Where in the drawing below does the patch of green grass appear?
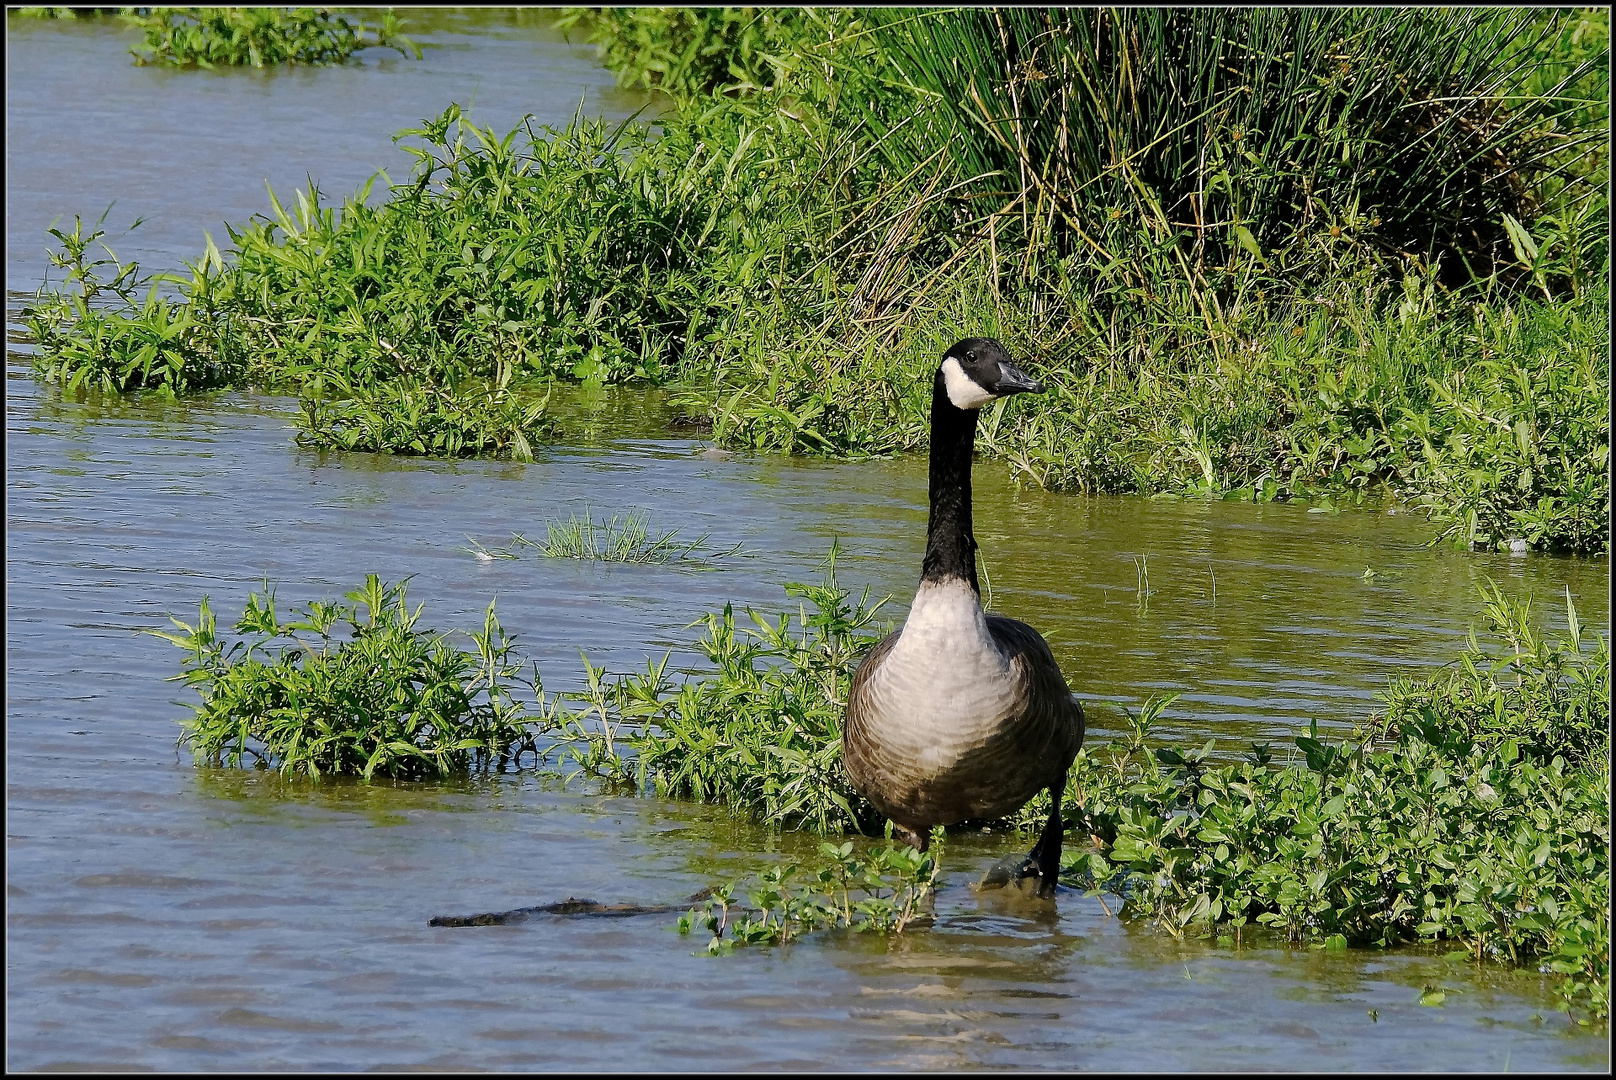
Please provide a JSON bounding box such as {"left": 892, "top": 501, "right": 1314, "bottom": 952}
{"left": 872, "top": 8, "right": 1605, "bottom": 296}
{"left": 127, "top": 7, "right": 420, "bottom": 68}
{"left": 157, "top": 575, "right": 537, "bottom": 780}
{"left": 513, "top": 509, "right": 740, "bottom": 564}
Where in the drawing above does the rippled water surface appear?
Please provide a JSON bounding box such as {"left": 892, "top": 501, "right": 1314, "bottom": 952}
{"left": 6, "top": 12, "right": 1611, "bottom": 1073}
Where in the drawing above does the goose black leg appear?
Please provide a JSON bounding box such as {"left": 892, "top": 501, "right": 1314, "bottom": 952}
{"left": 978, "top": 775, "right": 1066, "bottom": 896}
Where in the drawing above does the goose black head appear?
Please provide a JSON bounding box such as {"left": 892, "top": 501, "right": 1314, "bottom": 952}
{"left": 938, "top": 338, "right": 1045, "bottom": 411}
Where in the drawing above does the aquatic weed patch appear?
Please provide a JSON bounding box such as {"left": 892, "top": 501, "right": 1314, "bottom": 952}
{"left": 159, "top": 576, "right": 536, "bottom": 780}
{"left": 677, "top": 842, "right": 939, "bottom": 953}
{"left": 25, "top": 216, "right": 239, "bottom": 395}
{"left": 1057, "top": 591, "right": 1610, "bottom": 1022}
{"left": 1376, "top": 584, "right": 1609, "bottom": 765}
{"left": 295, "top": 381, "right": 554, "bottom": 461}
{"left": 155, "top": 560, "right": 1608, "bottom": 1011}
{"left": 127, "top": 7, "right": 420, "bottom": 68}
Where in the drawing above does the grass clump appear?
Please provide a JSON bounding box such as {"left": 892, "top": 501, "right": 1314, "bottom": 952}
{"left": 677, "top": 841, "right": 938, "bottom": 953}
{"left": 1057, "top": 589, "right": 1610, "bottom": 1022}
{"left": 872, "top": 8, "right": 1604, "bottom": 295}
{"left": 158, "top": 575, "right": 536, "bottom": 780}
{"left": 513, "top": 509, "right": 739, "bottom": 564}
{"left": 127, "top": 7, "right": 420, "bottom": 68}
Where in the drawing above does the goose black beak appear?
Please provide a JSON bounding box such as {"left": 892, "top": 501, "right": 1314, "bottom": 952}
{"left": 995, "top": 362, "right": 1045, "bottom": 396}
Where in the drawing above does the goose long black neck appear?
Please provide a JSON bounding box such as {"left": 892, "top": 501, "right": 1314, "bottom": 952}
{"left": 920, "top": 370, "right": 980, "bottom": 593}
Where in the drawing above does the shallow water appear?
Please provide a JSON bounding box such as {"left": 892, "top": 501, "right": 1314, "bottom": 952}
{"left": 6, "top": 12, "right": 1611, "bottom": 1073}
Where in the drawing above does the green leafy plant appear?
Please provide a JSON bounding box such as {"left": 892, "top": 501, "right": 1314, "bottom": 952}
{"left": 544, "top": 544, "right": 889, "bottom": 834}
{"left": 556, "top": 6, "right": 818, "bottom": 96}
{"left": 1057, "top": 588, "right": 1610, "bottom": 1022}
{"left": 1376, "top": 584, "right": 1608, "bottom": 765}
{"left": 127, "top": 7, "right": 420, "bottom": 68}
{"left": 157, "top": 575, "right": 538, "bottom": 779}
{"left": 295, "top": 381, "right": 553, "bottom": 461}
{"left": 24, "top": 214, "right": 238, "bottom": 395}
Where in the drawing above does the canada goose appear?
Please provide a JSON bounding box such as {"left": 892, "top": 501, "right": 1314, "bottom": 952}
{"left": 843, "top": 338, "right": 1084, "bottom": 896}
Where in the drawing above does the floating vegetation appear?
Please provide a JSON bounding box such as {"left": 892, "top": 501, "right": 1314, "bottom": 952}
{"left": 127, "top": 7, "right": 420, "bottom": 68}
{"left": 294, "top": 381, "right": 553, "bottom": 461}
{"left": 513, "top": 509, "right": 741, "bottom": 565}
{"left": 157, "top": 575, "right": 537, "bottom": 780}
{"left": 677, "top": 842, "right": 939, "bottom": 953}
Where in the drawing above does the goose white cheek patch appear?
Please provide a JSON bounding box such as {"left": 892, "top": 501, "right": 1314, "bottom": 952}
{"left": 941, "top": 357, "right": 997, "bottom": 410}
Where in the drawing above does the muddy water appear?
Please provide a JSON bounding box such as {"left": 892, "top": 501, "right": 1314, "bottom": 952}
{"left": 6, "top": 12, "right": 1611, "bottom": 1073}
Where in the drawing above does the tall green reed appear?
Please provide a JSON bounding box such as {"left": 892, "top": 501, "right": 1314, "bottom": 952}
{"left": 871, "top": 8, "right": 1608, "bottom": 301}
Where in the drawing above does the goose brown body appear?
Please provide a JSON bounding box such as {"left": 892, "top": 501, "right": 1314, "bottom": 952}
{"left": 844, "top": 587, "right": 1084, "bottom": 834}
{"left": 840, "top": 338, "right": 1084, "bottom": 862}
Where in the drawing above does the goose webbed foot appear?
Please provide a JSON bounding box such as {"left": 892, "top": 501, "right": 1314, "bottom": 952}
{"left": 978, "top": 851, "right": 1044, "bottom": 893}
{"left": 978, "top": 783, "right": 1067, "bottom": 898}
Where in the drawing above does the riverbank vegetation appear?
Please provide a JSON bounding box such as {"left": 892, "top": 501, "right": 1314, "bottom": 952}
{"left": 23, "top": 7, "right": 1609, "bottom": 552}
{"left": 161, "top": 562, "right": 1610, "bottom": 1018}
